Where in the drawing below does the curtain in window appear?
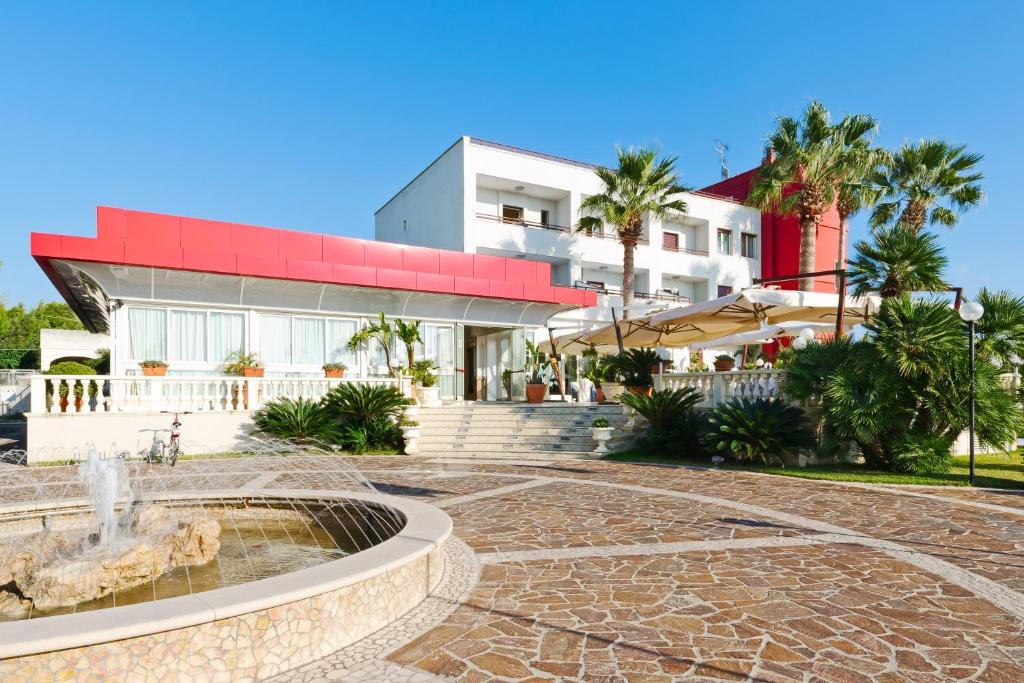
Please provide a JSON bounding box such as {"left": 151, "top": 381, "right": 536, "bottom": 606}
{"left": 326, "top": 319, "right": 358, "bottom": 367}
{"left": 209, "top": 312, "right": 245, "bottom": 362}
{"left": 260, "top": 315, "right": 292, "bottom": 364}
{"left": 128, "top": 308, "right": 167, "bottom": 361}
{"left": 367, "top": 335, "right": 394, "bottom": 375}
{"left": 293, "top": 317, "right": 325, "bottom": 365}
{"left": 168, "top": 310, "right": 206, "bottom": 362}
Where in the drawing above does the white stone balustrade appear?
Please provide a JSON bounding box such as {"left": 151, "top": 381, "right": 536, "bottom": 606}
{"left": 659, "top": 369, "right": 783, "bottom": 407}
{"left": 28, "top": 375, "right": 411, "bottom": 415}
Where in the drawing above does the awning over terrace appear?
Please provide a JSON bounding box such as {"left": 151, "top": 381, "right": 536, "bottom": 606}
{"left": 31, "top": 207, "right": 597, "bottom": 332}
{"left": 687, "top": 321, "right": 840, "bottom": 350}
{"left": 539, "top": 288, "right": 880, "bottom": 352}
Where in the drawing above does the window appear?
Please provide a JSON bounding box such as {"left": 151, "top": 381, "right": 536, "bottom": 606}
{"left": 539, "top": 209, "right": 550, "bottom": 226}
{"left": 260, "top": 315, "right": 293, "bottom": 364}
{"left": 293, "top": 317, "right": 326, "bottom": 365}
{"left": 662, "top": 232, "right": 679, "bottom": 251}
{"left": 128, "top": 308, "right": 166, "bottom": 361}
{"left": 717, "top": 229, "right": 733, "bottom": 255}
{"left": 741, "top": 233, "right": 757, "bottom": 259}
{"left": 169, "top": 310, "right": 206, "bottom": 362}
{"left": 717, "top": 285, "right": 734, "bottom": 298}
{"left": 209, "top": 312, "right": 245, "bottom": 362}
{"left": 327, "top": 319, "right": 358, "bottom": 367}
{"left": 501, "top": 205, "right": 523, "bottom": 222}
{"left": 585, "top": 280, "right": 606, "bottom": 291}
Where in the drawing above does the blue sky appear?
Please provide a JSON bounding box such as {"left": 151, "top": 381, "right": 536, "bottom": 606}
{"left": 0, "top": 2, "right": 1020, "bottom": 304}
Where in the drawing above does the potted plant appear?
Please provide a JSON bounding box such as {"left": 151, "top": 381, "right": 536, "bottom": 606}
{"left": 524, "top": 340, "right": 548, "bottom": 404}
{"left": 323, "top": 362, "right": 347, "bottom": 378}
{"left": 607, "top": 348, "right": 658, "bottom": 397}
{"left": 713, "top": 354, "right": 736, "bottom": 372}
{"left": 139, "top": 360, "right": 169, "bottom": 377}
{"left": 501, "top": 368, "right": 514, "bottom": 401}
{"left": 411, "top": 359, "right": 441, "bottom": 406}
{"left": 650, "top": 357, "right": 674, "bottom": 375}
{"left": 225, "top": 352, "right": 264, "bottom": 377}
{"left": 400, "top": 417, "right": 421, "bottom": 454}
{"left": 591, "top": 416, "right": 614, "bottom": 455}
{"left": 44, "top": 361, "right": 97, "bottom": 413}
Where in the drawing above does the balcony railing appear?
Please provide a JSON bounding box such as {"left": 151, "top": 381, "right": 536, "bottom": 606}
{"left": 578, "top": 228, "right": 649, "bottom": 245}
{"left": 659, "top": 369, "right": 783, "bottom": 407}
{"left": 661, "top": 243, "right": 709, "bottom": 256}
{"left": 572, "top": 282, "right": 693, "bottom": 304}
{"left": 476, "top": 212, "right": 569, "bottom": 233}
{"left": 28, "top": 375, "right": 411, "bottom": 416}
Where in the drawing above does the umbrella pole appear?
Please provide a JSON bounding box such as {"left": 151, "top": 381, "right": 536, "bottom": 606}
{"left": 611, "top": 308, "right": 625, "bottom": 354}
{"left": 547, "top": 327, "right": 566, "bottom": 402}
{"left": 835, "top": 270, "right": 847, "bottom": 339}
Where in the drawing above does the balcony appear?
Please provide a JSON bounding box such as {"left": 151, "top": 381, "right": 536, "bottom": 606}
{"left": 476, "top": 212, "right": 569, "bottom": 233}
{"left": 572, "top": 281, "right": 693, "bottom": 305}
{"left": 661, "top": 242, "right": 709, "bottom": 257}
{"left": 577, "top": 227, "right": 650, "bottom": 246}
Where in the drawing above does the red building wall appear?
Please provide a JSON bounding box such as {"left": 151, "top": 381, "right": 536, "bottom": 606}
{"left": 701, "top": 168, "right": 843, "bottom": 294}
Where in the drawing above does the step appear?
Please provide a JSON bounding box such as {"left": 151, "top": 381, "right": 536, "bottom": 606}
{"left": 417, "top": 443, "right": 600, "bottom": 454}
{"left": 415, "top": 418, "right": 632, "bottom": 429}
{"left": 417, "top": 427, "right": 609, "bottom": 437}
{"left": 414, "top": 405, "right": 628, "bottom": 415}
{"left": 417, "top": 436, "right": 599, "bottom": 447}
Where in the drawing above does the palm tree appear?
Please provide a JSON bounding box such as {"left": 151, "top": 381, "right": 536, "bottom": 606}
{"left": 348, "top": 312, "right": 395, "bottom": 375}
{"left": 747, "top": 101, "right": 851, "bottom": 291}
{"left": 576, "top": 146, "right": 688, "bottom": 317}
{"left": 869, "top": 139, "right": 984, "bottom": 233}
{"left": 394, "top": 318, "right": 423, "bottom": 371}
{"left": 833, "top": 115, "right": 885, "bottom": 269}
{"left": 974, "top": 288, "right": 1024, "bottom": 369}
{"left": 847, "top": 226, "right": 948, "bottom": 299}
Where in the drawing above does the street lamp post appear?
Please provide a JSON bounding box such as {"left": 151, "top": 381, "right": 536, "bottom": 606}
{"left": 959, "top": 300, "right": 985, "bottom": 486}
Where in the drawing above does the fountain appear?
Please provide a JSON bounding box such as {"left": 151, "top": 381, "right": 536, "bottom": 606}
{"left": 0, "top": 440, "right": 452, "bottom": 680}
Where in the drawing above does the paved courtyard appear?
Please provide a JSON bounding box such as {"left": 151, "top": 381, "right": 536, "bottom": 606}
{"left": 4, "top": 454, "right": 1024, "bottom": 681}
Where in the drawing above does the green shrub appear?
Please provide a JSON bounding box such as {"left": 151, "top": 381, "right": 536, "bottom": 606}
{"left": 410, "top": 360, "right": 438, "bottom": 387}
{"left": 890, "top": 433, "right": 955, "bottom": 475}
{"left": 704, "top": 399, "right": 815, "bottom": 466}
{"left": 620, "top": 387, "right": 707, "bottom": 456}
{"left": 253, "top": 397, "right": 338, "bottom": 443}
{"left": 45, "top": 361, "right": 96, "bottom": 376}
{"left": 0, "top": 349, "right": 36, "bottom": 369}
{"left": 605, "top": 348, "right": 659, "bottom": 388}
{"left": 591, "top": 417, "right": 609, "bottom": 428}
{"left": 323, "top": 383, "right": 410, "bottom": 450}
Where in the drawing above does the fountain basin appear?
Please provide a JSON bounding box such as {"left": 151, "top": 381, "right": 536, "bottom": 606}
{"left": 0, "top": 488, "right": 451, "bottom": 680}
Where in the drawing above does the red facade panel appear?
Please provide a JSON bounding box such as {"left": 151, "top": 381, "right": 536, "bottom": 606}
{"left": 439, "top": 251, "right": 475, "bottom": 278}
{"left": 125, "top": 243, "right": 182, "bottom": 269}
{"left": 236, "top": 253, "right": 287, "bottom": 279}
{"left": 375, "top": 268, "right": 417, "bottom": 290}
{"left": 96, "top": 206, "right": 127, "bottom": 242}
{"left": 402, "top": 246, "right": 441, "bottom": 274}
{"left": 473, "top": 254, "right": 506, "bottom": 281}
{"left": 125, "top": 210, "right": 180, "bottom": 249}
{"left": 181, "top": 217, "right": 232, "bottom": 251}
{"left": 286, "top": 259, "right": 333, "bottom": 282}
{"left": 332, "top": 264, "right": 377, "bottom": 288}
{"left": 323, "top": 236, "right": 366, "bottom": 266}
{"left": 535, "top": 261, "right": 552, "bottom": 285}
{"left": 416, "top": 273, "right": 455, "bottom": 294}
{"left": 363, "top": 242, "right": 404, "bottom": 270}
{"left": 453, "top": 276, "right": 491, "bottom": 297}
{"left": 279, "top": 231, "right": 323, "bottom": 262}
{"left": 505, "top": 259, "right": 538, "bottom": 284}
{"left": 31, "top": 233, "right": 63, "bottom": 258}
{"left": 521, "top": 283, "right": 555, "bottom": 303}
{"left": 231, "top": 224, "right": 279, "bottom": 257}
{"left": 182, "top": 249, "right": 237, "bottom": 274}
{"left": 63, "top": 235, "right": 123, "bottom": 263}
{"left": 489, "top": 280, "right": 524, "bottom": 300}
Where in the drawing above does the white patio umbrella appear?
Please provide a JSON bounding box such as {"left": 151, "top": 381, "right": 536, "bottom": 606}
{"left": 688, "top": 321, "right": 840, "bottom": 350}
{"left": 552, "top": 288, "right": 880, "bottom": 350}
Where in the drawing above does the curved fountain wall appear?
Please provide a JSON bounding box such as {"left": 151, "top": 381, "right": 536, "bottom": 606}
{"left": 0, "top": 489, "right": 452, "bottom": 681}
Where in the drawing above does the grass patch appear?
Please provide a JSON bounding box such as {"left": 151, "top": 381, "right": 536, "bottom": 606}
{"left": 606, "top": 450, "right": 1024, "bottom": 489}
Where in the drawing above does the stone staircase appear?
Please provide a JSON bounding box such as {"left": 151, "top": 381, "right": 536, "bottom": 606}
{"left": 412, "top": 402, "right": 635, "bottom": 458}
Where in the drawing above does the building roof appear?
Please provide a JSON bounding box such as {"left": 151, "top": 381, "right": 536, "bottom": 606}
{"left": 32, "top": 207, "right": 596, "bottom": 331}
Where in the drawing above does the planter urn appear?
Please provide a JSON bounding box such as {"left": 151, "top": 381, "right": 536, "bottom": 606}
{"left": 416, "top": 385, "right": 441, "bottom": 407}
{"left": 401, "top": 425, "right": 421, "bottom": 454}
{"left": 525, "top": 383, "right": 546, "bottom": 404}
{"left": 592, "top": 427, "right": 614, "bottom": 455}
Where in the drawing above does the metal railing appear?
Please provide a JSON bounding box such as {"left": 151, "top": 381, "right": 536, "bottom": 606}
{"left": 661, "top": 243, "right": 709, "bottom": 256}
{"left": 476, "top": 212, "right": 570, "bottom": 233}
{"left": 578, "top": 228, "right": 650, "bottom": 245}
{"left": 572, "top": 282, "right": 693, "bottom": 304}
{"left": 28, "top": 374, "right": 412, "bottom": 415}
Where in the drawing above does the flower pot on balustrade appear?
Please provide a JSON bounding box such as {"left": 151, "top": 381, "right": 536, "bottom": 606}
{"left": 713, "top": 356, "right": 736, "bottom": 372}
{"left": 324, "top": 368, "right": 345, "bottom": 379}
{"left": 241, "top": 368, "right": 264, "bottom": 378}
{"left": 142, "top": 366, "right": 167, "bottom": 377}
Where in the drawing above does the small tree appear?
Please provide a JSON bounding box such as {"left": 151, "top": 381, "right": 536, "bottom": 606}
{"left": 847, "top": 227, "right": 949, "bottom": 299}
{"left": 394, "top": 318, "right": 423, "bottom": 372}
{"left": 348, "top": 312, "right": 395, "bottom": 375}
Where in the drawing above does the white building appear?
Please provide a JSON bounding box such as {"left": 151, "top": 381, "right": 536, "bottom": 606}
{"left": 376, "top": 137, "right": 763, "bottom": 336}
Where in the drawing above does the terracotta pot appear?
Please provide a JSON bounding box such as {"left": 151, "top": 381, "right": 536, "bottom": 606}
{"left": 625, "top": 385, "right": 653, "bottom": 397}
{"left": 59, "top": 394, "right": 68, "bottom": 413}
{"left": 241, "top": 367, "right": 264, "bottom": 378}
{"left": 142, "top": 366, "right": 168, "bottom": 377}
{"left": 525, "top": 383, "right": 546, "bottom": 404}
{"left": 713, "top": 359, "right": 735, "bottom": 372}
{"left": 324, "top": 368, "right": 346, "bottom": 378}
{"left": 595, "top": 386, "right": 606, "bottom": 403}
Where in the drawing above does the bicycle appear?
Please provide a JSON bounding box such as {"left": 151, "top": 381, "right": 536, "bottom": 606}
{"left": 145, "top": 411, "right": 190, "bottom": 466}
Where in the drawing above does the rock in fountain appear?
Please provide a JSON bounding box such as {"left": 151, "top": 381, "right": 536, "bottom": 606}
{"left": 0, "top": 450, "right": 222, "bottom": 615}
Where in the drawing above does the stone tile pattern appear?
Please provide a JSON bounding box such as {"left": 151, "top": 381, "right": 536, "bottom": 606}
{"left": 391, "top": 543, "right": 1024, "bottom": 682}
{"left": 445, "top": 482, "right": 813, "bottom": 553}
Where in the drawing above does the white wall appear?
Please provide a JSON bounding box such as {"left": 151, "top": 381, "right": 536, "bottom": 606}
{"left": 375, "top": 138, "right": 467, "bottom": 251}
{"left": 26, "top": 411, "right": 260, "bottom": 462}
{"left": 40, "top": 329, "right": 111, "bottom": 370}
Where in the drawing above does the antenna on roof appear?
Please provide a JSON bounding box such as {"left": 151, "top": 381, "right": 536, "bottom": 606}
{"left": 714, "top": 140, "right": 730, "bottom": 180}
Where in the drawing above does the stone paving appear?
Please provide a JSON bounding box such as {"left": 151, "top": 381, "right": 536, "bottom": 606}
{"left": 4, "top": 455, "right": 1024, "bottom": 681}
